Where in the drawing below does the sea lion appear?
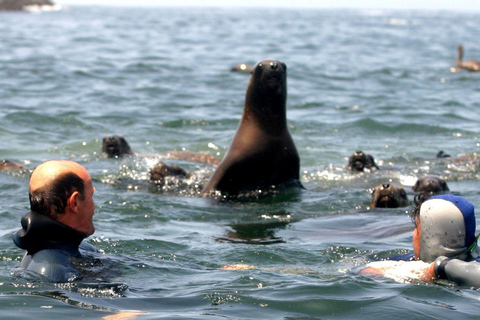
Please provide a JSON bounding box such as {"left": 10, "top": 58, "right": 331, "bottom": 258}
{"left": 412, "top": 175, "right": 449, "bottom": 206}
{"left": 201, "top": 59, "right": 301, "bottom": 196}
{"left": 101, "top": 135, "right": 222, "bottom": 183}
{"left": 370, "top": 184, "right": 409, "bottom": 208}
{"left": 453, "top": 45, "right": 480, "bottom": 72}
{"left": 102, "top": 135, "right": 133, "bottom": 158}
{"left": 149, "top": 152, "right": 221, "bottom": 182}
{"left": 0, "top": 159, "right": 25, "bottom": 171}
{"left": 150, "top": 162, "right": 189, "bottom": 182}
{"left": 436, "top": 150, "right": 451, "bottom": 158}
{"left": 230, "top": 63, "right": 252, "bottom": 73}
{"left": 412, "top": 175, "right": 449, "bottom": 194}
{"left": 347, "top": 150, "right": 380, "bottom": 172}
{"left": 102, "top": 135, "right": 221, "bottom": 165}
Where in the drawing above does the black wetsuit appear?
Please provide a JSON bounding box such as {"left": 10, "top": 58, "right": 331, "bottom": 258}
{"left": 12, "top": 211, "right": 99, "bottom": 283}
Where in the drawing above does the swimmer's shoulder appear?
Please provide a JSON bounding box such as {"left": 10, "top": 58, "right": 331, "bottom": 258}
{"left": 20, "top": 249, "right": 78, "bottom": 282}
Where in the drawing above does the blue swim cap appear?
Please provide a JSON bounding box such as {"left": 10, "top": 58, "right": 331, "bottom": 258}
{"left": 429, "top": 194, "right": 475, "bottom": 246}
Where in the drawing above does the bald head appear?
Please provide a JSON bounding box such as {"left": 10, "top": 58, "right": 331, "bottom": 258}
{"left": 29, "top": 160, "right": 90, "bottom": 220}
{"left": 30, "top": 160, "right": 89, "bottom": 193}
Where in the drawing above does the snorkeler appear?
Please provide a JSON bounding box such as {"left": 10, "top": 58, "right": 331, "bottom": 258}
{"left": 363, "top": 194, "right": 480, "bottom": 287}
{"left": 13, "top": 160, "right": 100, "bottom": 282}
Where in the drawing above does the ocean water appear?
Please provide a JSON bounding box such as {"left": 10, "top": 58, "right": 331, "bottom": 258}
{"left": 1, "top": 5, "right": 480, "bottom": 319}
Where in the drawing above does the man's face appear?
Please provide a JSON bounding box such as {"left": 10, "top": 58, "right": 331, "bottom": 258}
{"left": 413, "top": 217, "right": 421, "bottom": 260}
{"left": 77, "top": 172, "right": 96, "bottom": 237}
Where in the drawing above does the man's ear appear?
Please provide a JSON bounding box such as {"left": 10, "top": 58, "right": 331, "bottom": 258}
{"left": 66, "top": 191, "right": 81, "bottom": 213}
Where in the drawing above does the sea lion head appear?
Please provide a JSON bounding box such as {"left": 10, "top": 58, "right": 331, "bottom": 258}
{"left": 348, "top": 150, "right": 379, "bottom": 172}
{"left": 413, "top": 175, "right": 449, "bottom": 206}
{"left": 413, "top": 175, "right": 449, "bottom": 194}
{"left": 370, "top": 183, "right": 409, "bottom": 208}
{"left": 102, "top": 135, "right": 133, "bottom": 158}
{"left": 150, "top": 162, "right": 188, "bottom": 182}
{"left": 247, "top": 59, "right": 287, "bottom": 104}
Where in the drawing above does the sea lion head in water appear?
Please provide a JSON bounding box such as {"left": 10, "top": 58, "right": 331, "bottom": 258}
{"left": 150, "top": 162, "right": 188, "bottom": 182}
{"left": 201, "top": 59, "right": 301, "bottom": 196}
{"left": 347, "top": 150, "right": 379, "bottom": 172}
{"left": 413, "top": 175, "right": 449, "bottom": 194}
{"left": 102, "top": 135, "right": 133, "bottom": 158}
{"left": 412, "top": 175, "right": 449, "bottom": 206}
{"left": 370, "top": 183, "right": 409, "bottom": 208}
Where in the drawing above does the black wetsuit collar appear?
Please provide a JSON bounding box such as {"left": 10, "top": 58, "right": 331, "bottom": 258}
{"left": 13, "top": 211, "right": 86, "bottom": 256}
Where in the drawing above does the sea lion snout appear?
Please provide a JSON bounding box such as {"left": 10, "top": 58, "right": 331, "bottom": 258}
{"left": 256, "top": 60, "right": 286, "bottom": 73}
{"left": 370, "top": 183, "right": 409, "bottom": 208}
{"left": 269, "top": 61, "right": 278, "bottom": 70}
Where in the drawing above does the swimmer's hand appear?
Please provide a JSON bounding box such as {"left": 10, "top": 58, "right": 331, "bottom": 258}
{"left": 220, "top": 264, "right": 256, "bottom": 270}
{"left": 419, "top": 262, "right": 436, "bottom": 282}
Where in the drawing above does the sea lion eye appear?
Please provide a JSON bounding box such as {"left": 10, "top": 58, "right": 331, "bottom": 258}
{"left": 269, "top": 62, "right": 278, "bottom": 70}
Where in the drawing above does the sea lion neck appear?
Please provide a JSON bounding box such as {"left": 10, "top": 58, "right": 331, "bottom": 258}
{"left": 243, "top": 60, "right": 288, "bottom": 134}
{"left": 244, "top": 92, "right": 287, "bottom": 133}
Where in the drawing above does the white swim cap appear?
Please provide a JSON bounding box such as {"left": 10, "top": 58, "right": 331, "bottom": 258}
{"left": 419, "top": 195, "right": 475, "bottom": 262}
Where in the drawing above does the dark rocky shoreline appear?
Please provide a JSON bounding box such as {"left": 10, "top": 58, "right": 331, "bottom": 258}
{"left": 0, "top": 0, "right": 55, "bottom": 11}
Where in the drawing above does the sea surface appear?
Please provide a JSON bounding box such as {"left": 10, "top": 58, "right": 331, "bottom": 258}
{"left": 1, "top": 5, "right": 480, "bottom": 320}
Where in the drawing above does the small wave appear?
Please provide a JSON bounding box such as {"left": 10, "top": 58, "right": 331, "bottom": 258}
{"left": 4, "top": 111, "right": 87, "bottom": 130}
{"left": 340, "top": 118, "right": 464, "bottom": 135}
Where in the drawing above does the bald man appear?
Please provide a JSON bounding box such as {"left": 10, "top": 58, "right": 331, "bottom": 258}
{"left": 13, "top": 160, "right": 99, "bottom": 282}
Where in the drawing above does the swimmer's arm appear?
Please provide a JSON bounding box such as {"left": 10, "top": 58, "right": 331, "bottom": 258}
{"left": 220, "top": 264, "right": 256, "bottom": 270}
{"left": 362, "top": 262, "right": 435, "bottom": 282}
{"left": 433, "top": 256, "right": 480, "bottom": 287}
{"left": 361, "top": 266, "right": 388, "bottom": 275}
